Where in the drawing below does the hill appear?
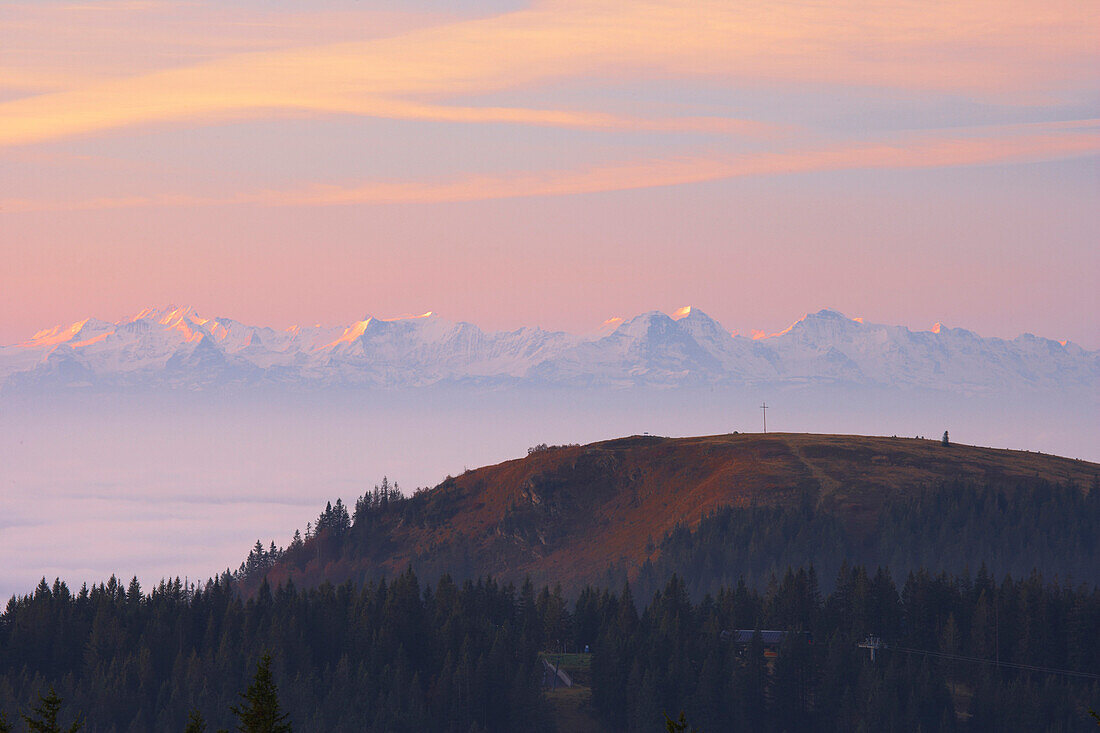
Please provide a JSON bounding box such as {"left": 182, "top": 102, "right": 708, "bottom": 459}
{"left": 257, "top": 433, "right": 1100, "bottom": 594}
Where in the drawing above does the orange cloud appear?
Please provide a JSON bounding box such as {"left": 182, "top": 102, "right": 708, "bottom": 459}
{"left": 0, "top": 2, "right": 454, "bottom": 94}
{"left": 0, "top": 0, "right": 1095, "bottom": 146}
{"left": 216, "top": 125, "right": 1100, "bottom": 206}
{"left": 5, "top": 122, "right": 1097, "bottom": 212}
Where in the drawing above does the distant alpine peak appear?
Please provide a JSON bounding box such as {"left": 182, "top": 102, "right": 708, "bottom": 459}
{"left": 128, "top": 305, "right": 204, "bottom": 326}
{"left": 2, "top": 306, "right": 1093, "bottom": 394}
{"left": 671, "top": 305, "right": 721, "bottom": 323}
{"left": 620, "top": 310, "right": 676, "bottom": 332}
{"left": 672, "top": 305, "right": 693, "bottom": 320}
{"left": 596, "top": 316, "right": 625, "bottom": 337}
{"left": 325, "top": 318, "right": 374, "bottom": 349}
{"left": 800, "top": 308, "right": 857, "bottom": 323}
{"left": 17, "top": 319, "right": 88, "bottom": 349}
{"left": 380, "top": 311, "right": 435, "bottom": 322}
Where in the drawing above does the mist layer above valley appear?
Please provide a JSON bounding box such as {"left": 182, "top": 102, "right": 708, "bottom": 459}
{"left": 1, "top": 305, "right": 1095, "bottom": 599}
{"left": 2, "top": 383, "right": 1097, "bottom": 599}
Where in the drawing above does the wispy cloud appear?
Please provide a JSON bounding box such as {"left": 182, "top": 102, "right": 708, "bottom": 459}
{"left": 0, "top": 2, "right": 455, "bottom": 94}
{"left": 0, "top": 0, "right": 1095, "bottom": 146}
{"left": 6, "top": 122, "right": 1096, "bottom": 211}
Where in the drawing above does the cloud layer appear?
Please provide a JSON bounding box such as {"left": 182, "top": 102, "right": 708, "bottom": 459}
{"left": 1, "top": 0, "right": 1097, "bottom": 346}
{"left": 2, "top": 0, "right": 1097, "bottom": 147}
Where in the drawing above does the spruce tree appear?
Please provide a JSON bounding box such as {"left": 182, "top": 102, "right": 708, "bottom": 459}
{"left": 664, "top": 711, "right": 700, "bottom": 732}
{"left": 21, "top": 687, "right": 83, "bottom": 733}
{"left": 0, "top": 711, "right": 11, "bottom": 733}
{"left": 230, "top": 655, "right": 292, "bottom": 733}
{"left": 184, "top": 709, "right": 208, "bottom": 733}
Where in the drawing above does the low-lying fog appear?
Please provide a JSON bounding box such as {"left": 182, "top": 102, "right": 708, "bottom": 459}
{"left": 1, "top": 385, "right": 1095, "bottom": 599}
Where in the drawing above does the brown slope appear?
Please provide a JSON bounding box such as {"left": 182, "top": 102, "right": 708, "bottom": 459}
{"left": 265, "top": 433, "right": 1098, "bottom": 590}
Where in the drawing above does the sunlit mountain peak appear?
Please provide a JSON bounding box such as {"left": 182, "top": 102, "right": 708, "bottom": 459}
{"left": 204, "top": 321, "right": 229, "bottom": 340}
{"left": 596, "top": 316, "right": 625, "bottom": 337}
{"left": 17, "top": 319, "right": 90, "bottom": 348}
{"left": 751, "top": 321, "right": 797, "bottom": 340}
{"left": 168, "top": 317, "right": 204, "bottom": 343}
{"left": 380, "top": 311, "right": 435, "bottom": 322}
{"left": 126, "top": 305, "right": 204, "bottom": 327}
{"left": 323, "top": 318, "right": 373, "bottom": 350}
{"left": 127, "top": 307, "right": 160, "bottom": 322}
{"left": 157, "top": 305, "right": 199, "bottom": 326}
{"left": 759, "top": 309, "right": 861, "bottom": 340}
{"left": 3, "top": 307, "right": 1093, "bottom": 395}
{"left": 672, "top": 306, "right": 693, "bottom": 320}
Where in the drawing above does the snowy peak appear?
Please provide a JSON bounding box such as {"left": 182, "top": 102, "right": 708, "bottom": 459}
{"left": 124, "top": 304, "right": 200, "bottom": 327}
{"left": 324, "top": 318, "right": 374, "bottom": 350}
{"left": 17, "top": 317, "right": 115, "bottom": 349}
{"left": 2, "top": 307, "right": 1095, "bottom": 393}
{"left": 381, "top": 311, "right": 436, "bottom": 322}
{"left": 595, "top": 317, "right": 625, "bottom": 338}
{"left": 670, "top": 305, "right": 694, "bottom": 320}
{"left": 669, "top": 306, "right": 719, "bottom": 327}
{"left": 783, "top": 309, "right": 864, "bottom": 338}
{"left": 808, "top": 308, "right": 851, "bottom": 320}
{"left": 611, "top": 310, "right": 676, "bottom": 339}
{"left": 672, "top": 306, "right": 734, "bottom": 341}
{"left": 17, "top": 319, "right": 89, "bottom": 349}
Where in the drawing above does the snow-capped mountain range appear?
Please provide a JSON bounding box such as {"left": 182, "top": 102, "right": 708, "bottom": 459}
{"left": 1, "top": 306, "right": 1095, "bottom": 393}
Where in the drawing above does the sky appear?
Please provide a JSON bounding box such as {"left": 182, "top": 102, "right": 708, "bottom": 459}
{"left": 1, "top": 0, "right": 1098, "bottom": 347}
{"left": 1, "top": 0, "right": 1098, "bottom": 594}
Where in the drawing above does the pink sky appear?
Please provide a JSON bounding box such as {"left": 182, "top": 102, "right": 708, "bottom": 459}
{"left": 1, "top": 0, "right": 1098, "bottom": 346}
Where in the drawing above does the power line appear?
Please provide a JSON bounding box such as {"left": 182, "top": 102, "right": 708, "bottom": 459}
{"left": 861, "top": 639, "right": 1100, "bottom": 681}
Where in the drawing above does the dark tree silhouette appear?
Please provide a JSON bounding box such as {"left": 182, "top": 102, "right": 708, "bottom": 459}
{"left": 21, "top": 688, "right": 83, "bottom": 733}
{"left": 230, "top": 655, "right": 291, "bottom": 733}
{"left": 665, "top": 711, "right": 702, "bottom": 732}
{"left": 184, "top": 709, "right": 208, "bottom": 733}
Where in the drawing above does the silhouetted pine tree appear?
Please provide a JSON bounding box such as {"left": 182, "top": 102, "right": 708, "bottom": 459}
{"left": 184, "top": 709, "right": 208, "bottom": 733}
{"left": 229, "top": 655, "right": 291, "bottom": 733}
{"left": 21, "top": 688, "right": 83, "bottom": 733}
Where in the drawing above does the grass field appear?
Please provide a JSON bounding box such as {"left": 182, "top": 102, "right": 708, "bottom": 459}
{"left": 539, "top": 652, "right": 593, "bottom": 671}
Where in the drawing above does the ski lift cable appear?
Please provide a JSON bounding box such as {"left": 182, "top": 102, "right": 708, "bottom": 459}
{"left": 886, "top": 645, "right": 1100, "bottom": 681}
